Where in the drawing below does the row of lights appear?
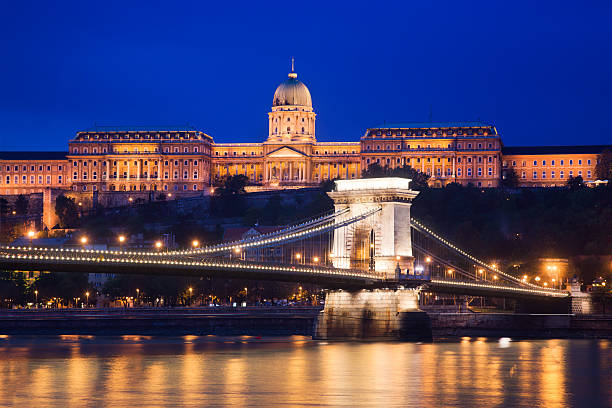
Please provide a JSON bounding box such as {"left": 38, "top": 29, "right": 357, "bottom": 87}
{"left": 1, "top": 252, "right": 386, "bottom": 280}
{"left": 411, "top": 218, "right": 557, "bottom": 291}
{"left": 170, "top": 208, "right": 348, "bottom": 256}
{"left": 431, "top": 279, "right": 569, "bottom": 298}
{"left": 13, "top": 207, "right": 374, "bottom": 262}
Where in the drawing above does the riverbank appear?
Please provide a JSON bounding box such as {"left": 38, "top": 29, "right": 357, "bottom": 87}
{"left": 0, "top": 307, "right": 320, "bottom": 336}
{"left": 1, "top": 308, "right": 611, "bottom": 339}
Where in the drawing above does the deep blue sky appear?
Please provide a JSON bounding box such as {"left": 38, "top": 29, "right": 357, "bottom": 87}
{"left": 1, "top": 0, "right": 611, "bottom": 150}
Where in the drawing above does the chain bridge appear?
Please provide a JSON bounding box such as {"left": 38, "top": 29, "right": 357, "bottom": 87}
{"left": 1, "top": 178, "right": 567, "bottom": 301}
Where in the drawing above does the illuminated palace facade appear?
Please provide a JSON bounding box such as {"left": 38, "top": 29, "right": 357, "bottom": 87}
{"left": 0, "top": 66, "right": 610, "bottom": 197}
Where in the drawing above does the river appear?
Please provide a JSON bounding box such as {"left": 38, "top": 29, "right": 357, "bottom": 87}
{"left": 0, "top": 336, "right": 609, "bottom": 407}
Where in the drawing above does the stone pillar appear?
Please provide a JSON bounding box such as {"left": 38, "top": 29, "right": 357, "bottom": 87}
{"left": 327, "top": 178, "right": 419, "bottom": 279}
{"left": 314, "top": 289, "right": 431, "bottom": 341}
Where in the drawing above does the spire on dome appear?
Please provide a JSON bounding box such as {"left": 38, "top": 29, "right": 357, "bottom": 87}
{"left": 288, "top": 57, "right": 297, "bottom": 78}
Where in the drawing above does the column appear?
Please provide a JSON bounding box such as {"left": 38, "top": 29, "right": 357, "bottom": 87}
{"left": 345, "top": 164, "right": 349, "bottom": 179}
{"left": 452, "top": 157, "right": 456, "bottom": 179}
{"left": 442, "top": 158, "right": 445, "bottom": 179}
{"left": 289, "top": 162, "right": 293, "bottom": 181}
{"left": 137, "top": 160, "right": 141, "bottom": 181}
{"left": 127, "top": 161, "right": 130, "bottom": 181}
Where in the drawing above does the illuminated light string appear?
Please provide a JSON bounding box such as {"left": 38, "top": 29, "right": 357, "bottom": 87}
{"left": 0, "top": 253, "right": 383, "bottom": 280}
{"left": 411, "top": 218, "right": 560, "bottom": 292}
{"left": 430, "top": 279, "right": 569, "bottom": 298}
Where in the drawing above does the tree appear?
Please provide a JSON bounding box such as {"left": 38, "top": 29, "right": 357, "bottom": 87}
{"left": 362, "top": 163, "right": 430, "bottom": 190}
{"left": 596, "top": 149, "right": 612, "bottom": 180}
{"left": 566, "top": 175, "right": 584, "bottom": 190}
{"left": 211, "top": 175, "right": 249, "bottom": 217}
{"left": 215, "top": 174, "right": 249, "bottom": 196}
{"left": 55, "top": 195, "right": 79, "bottom": 228}
{"left": 501, "top": 168, "right": 519, "bottom": 188}
{"left": 0, "top": 198, "right": 8, "bottom": 217}
{"left": 14, "top": 194, "right": 29, "bottom": 215}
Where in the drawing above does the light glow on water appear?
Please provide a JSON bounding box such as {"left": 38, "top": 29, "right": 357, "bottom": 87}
{"left": 0, "top": 336, "right": 609, "bottom": 407}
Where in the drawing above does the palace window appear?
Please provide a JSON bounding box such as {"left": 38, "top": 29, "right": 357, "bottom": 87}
{"left": 457, "top": 168, "right": 462, "bottom": 176}
{"left": 587, "top": 159, "right": 591, "bottom": 165}
{"left": 551, "top": 171, "right": 555, "bottom": 178}
{"left": 533, "top": 171, "right": 537, "bottom": 179}
{"left": 83, "top": 172, "right": 88, "bottom": 180}
{"left": 467, "top": 157, "right": 472, "bottom": 163}
{"left": 569, "top": 170, "right": 573, "bottom": 177}
{"left": 467, "top": 168, "right": 472, "bottom": 176}
{"left": 478, "top": 157, "right": 482, "bottom": 163}
{"left": 542, "top": 171, "right": 546, "bottom": 179}
{"left": 58, "top": 175, "right": 62, "bottom": 183}
{"left": 478, "top": 143, "right": 482, "bottom": 149}
{"left": 73, "top": 171, "right": 77, "bottom": 180}
{"left": 533, "top": 160, "right": 537, "bottom": 166}
{"left": 578, "top": 170, "right": 582, "bottom": 176}
{"left": 30, "top": 175, "right": 34, "bottom": 183}
{"left": 164, "top": 172, "right": 169, "bottom": 179}
{"left": 477, "top": 168, "right": 482, "bottom": 176}
{"left": 578, "top": 160, "right": 582, "bottom": 165}
{"left": 488, "top": 168, "right": 492, "bottom": 176}
{"left": 174, "top": 147, "right": 179, "bottom": 153}
{"left": 184, "top": 160, "right": 188, "bottom": 165}
{"left": 173, "top": 171, "right": 178, "bottom": 179}
{"left": 521, "top": 171, "right": 526, "bottom": 179}
{"left": 73, "top": 148, "right": 78, "bottom": 154}
{"left": 467, "top": 144, "right": 472, "bottom": 149}
{"left": 560, "top": 160, "right": 564, "bottom": 165}
{"left": 569, "top": 160, "right": 573, "bottom": 165}
{"left": 93, "top": 171, "right": 97, "bottom": 180}
{"left": 543, "top": 160, "right": 546, "bottom": 166}
{"left": 193, "top": 172, "right": 198, "bottom": 179}
{"left": 587, "top": 170, "right": 591, "bottom": 178}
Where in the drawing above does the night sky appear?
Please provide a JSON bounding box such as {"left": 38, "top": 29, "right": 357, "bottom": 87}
{"left": 1, "top": 0, "right": 611, "bottom": 151}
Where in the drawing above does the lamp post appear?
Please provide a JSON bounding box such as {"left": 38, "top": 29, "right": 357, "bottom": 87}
{"left": 85, "top": 291, "right": 89, "bottom": 307}
{"left": 155, "top": 241, "right": 163, "bottom": 251}
{"left": 118, "top": 235, "right": 126, "bottom": 249}
{"left": 80, "top": 236, "right": 88, "bottom": 248}
{"left": 27, "top": 230, "right": 35, "bottom": 246}
{"left": 192, "top": 240, "right": 199, "bottom": 249}
{"left": 34, "top": 290, "right": 38, "bottom": 306}
{"left": 188, "top": 287, "right": 193, "bottom": 306}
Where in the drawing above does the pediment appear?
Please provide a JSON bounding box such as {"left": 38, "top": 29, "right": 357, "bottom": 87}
{"left": 267, "top": 146, "right": 306, "bottom": 158}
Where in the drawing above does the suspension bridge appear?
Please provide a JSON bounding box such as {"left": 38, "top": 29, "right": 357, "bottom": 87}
{"left": 1, "top": 177, "right": 567, "bottom": 300}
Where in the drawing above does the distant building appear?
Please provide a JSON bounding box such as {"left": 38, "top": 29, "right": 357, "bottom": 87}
{"left": 502, "top": 145, "right": 610, "bottom": 187}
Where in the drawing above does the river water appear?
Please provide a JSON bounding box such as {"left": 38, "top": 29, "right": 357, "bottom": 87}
{"left": 0, "top": 336, "right": 609, "bottom": 407}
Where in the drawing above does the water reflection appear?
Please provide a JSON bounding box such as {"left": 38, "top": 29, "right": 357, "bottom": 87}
{"left": 0, "top": 336, "right": 609, "bottom": 407}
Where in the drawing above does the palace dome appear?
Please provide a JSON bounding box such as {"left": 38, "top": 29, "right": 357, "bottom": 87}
{"left": 272, "top": 71, "right": 312, "bottom": 108}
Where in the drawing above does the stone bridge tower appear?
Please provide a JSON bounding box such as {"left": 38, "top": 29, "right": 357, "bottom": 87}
{"left": 327, "top": 177, "right": 419, "bottom": 279}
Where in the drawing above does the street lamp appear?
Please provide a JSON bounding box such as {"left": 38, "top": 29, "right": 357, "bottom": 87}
{"left": 192, "top": 240, "right": 199, "bottom": 248}
{"left": 34, "top": 290, "right": 38, "bottom": 305}
{"left": 118, "top": 235, "right": 126, "bottom": 244}
{"left": 313, "top": 256, "right": 319, "bottom": 263}
{"left": 80, "top": 236, "right": 88, "bottom": 246}
{"left": 155, "top": 240, "right": 163, "bottom": 250}
{"left": 85, "top": 291, "right": 89, "bottom": 307}
{"left": 188, "top": 287, "right": 193, "bottom": 306}
{"left": 295, "top": 253, "right": 301, "bottom": 263}
{"left": 425, "top": 257, "right": 432, "bottom": 263}
{"left": 27, "top": 230, "right": 35, "bottom": 246}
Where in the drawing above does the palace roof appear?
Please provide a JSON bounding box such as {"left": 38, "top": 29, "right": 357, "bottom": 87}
{"left": 371, "top": 122, "right": 494, "bottom": 129}
{"left": 0, "top": 151, "right": 68, "bottom": 160}
{"left": 502, "top": 145, "right": 612, "bottom": 155}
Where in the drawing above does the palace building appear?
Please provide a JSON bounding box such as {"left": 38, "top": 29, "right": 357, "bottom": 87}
{"left": 0, "top": 64, "right": 610, "bottom": 200}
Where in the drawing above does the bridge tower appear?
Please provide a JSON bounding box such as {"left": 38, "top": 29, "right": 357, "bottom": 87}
{"left": 327, "top": 177, "right": 419, "bottom": 279}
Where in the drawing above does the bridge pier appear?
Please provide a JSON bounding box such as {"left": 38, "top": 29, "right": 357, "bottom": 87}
{"left": 314, "top": 288, "right": 432, "bottom": 341}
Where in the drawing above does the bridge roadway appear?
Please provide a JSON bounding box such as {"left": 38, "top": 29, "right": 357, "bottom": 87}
{"left": 0, "top": 246, "right": 569, "bottom": 299}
